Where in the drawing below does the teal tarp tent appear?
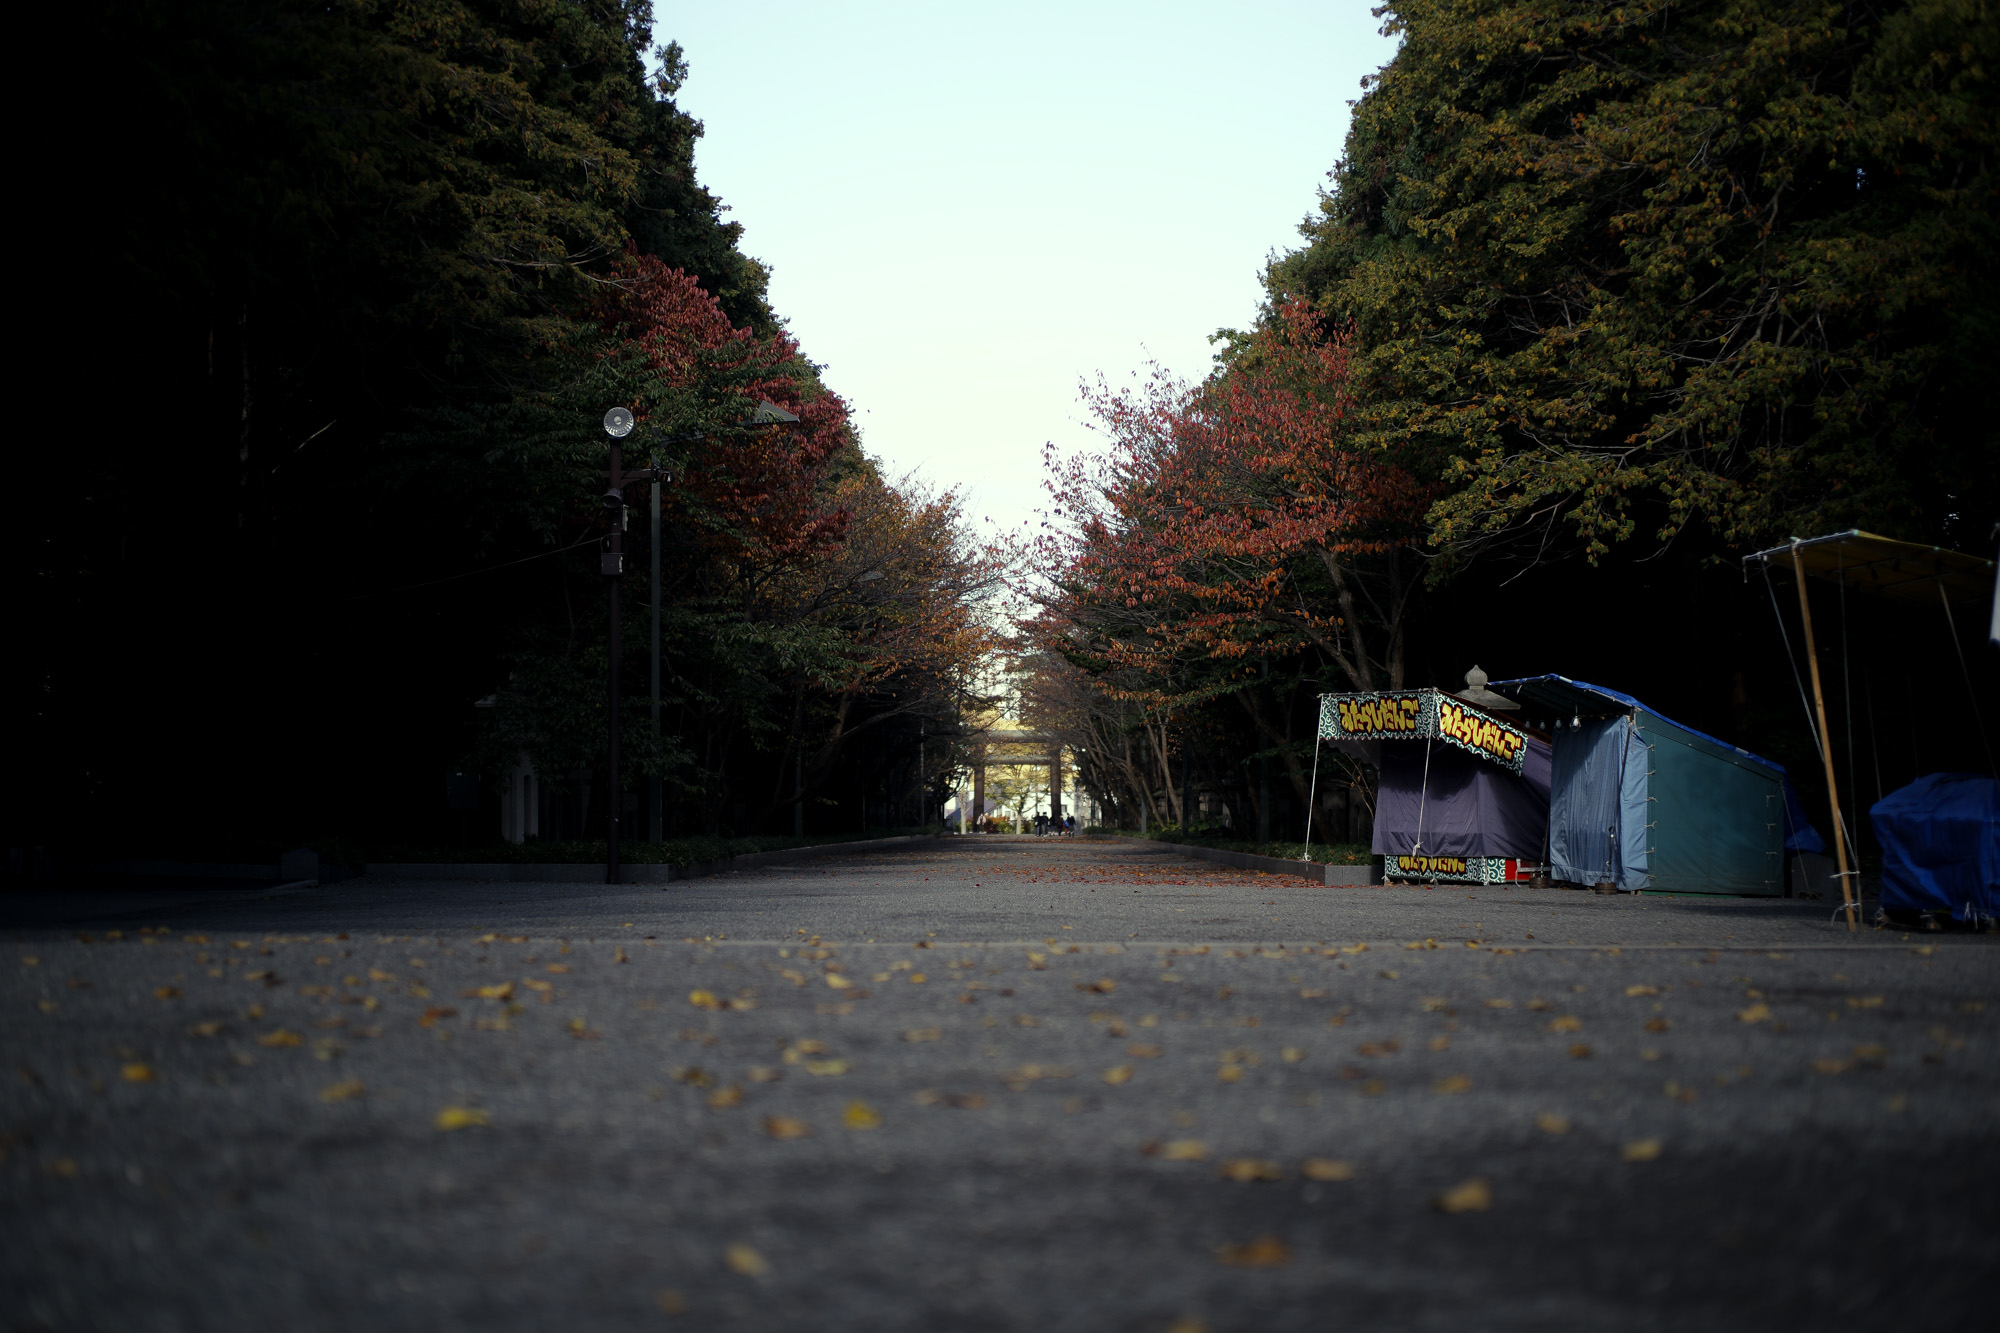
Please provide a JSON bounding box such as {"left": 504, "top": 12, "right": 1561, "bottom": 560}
{"left": 1492, "top": 676, "right": 1789, "bottom": 895}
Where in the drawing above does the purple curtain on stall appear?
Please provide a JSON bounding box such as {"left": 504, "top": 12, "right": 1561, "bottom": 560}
{"left": 1371, "top": 734, "right": 1553, "bottom": 860}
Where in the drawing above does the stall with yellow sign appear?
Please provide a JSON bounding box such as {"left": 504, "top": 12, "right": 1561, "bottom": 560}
{"left": 1318, "top": 672, "right": 1551, "bottom": 884}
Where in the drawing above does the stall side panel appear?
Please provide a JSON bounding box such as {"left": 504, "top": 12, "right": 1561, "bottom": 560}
{"left": 1646, "top": 722, "right": 1785, "bottom": 895}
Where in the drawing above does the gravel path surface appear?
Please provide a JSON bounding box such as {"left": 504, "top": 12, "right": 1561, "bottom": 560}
{"left": 5, "top": 836, "right": 1994, "bottom": 1331}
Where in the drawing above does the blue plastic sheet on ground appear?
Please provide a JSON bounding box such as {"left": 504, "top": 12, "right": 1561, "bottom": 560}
{"left": 1870, "top": 773, "right": 2000, "bottom": 922}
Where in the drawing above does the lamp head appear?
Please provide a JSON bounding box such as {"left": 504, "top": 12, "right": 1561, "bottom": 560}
{"left": 600, "top": 488, "right": 626, "bottom": 511}
{"left": 602, "top": 406, "right": 635, "bottom": 439}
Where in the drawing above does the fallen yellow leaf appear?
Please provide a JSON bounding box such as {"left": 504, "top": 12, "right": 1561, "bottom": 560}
{"left": 1126, "top": 1043, "right": 1164, "bottom": 1059}
{"left": 257, "top": 1029, "right": 303, "bottom": 1048}
{"left": 1644, "top": 1017, "right": 1672, "bottom": 1032}
{"left": 368, "top": 969, "right": 395, "bottom": 982}
{"left": 843, "top": 1101, "right": 882, "bottom": 1130}
{"left": 655, "top": 1289, "right": 687, "bottom": 1315}
{"left": 688, "top": 989, "right": 722, "bottom": 1010}
{"left": 825, "top": 974, "right": 854, "bottom": 990}
{"left": 1432, "top": 1074, "right": 1472, "bottom": 1095}
{"left": 1214, "top": 1235, "right": 1291, "bottom": 1268}
{"left": 1568, "top": 1044, "right": 1592, "bottom": 1059}
{"left": 725, "top": 1243, "right": 769, "bottom": 1277}
{"left": 762, "top": 1115, "right": 811, "bottom": 1140}
{"left": 435, "top": 1107, "right": 489, "bottom": 1130}
{"left": 1102, "top": 1065, "right": 1134, "bottom": 1085}
{"left": 1301, "top": 1158, "right": 1354, "bottom": 1181}
{"left": 707, "top": 1084, "right": 744, "bottom": 1109}
{"left": 1625, "top": 985, "right": 1660, "bottom": 997}
{"left": 319, "top": 1079, "right": 366, "bottom": 1102}
{"left": 1548, "top": 1015, "right": 1583, "bottom": 1033}
{"left": 1484, "top": 998, "right": 1513, "bottom": 1009}
{"left": 1217, "top": 1065, "right": 1243, "bottom": 1083}
{"left": 1281, "top": 1047, "right": 1305, "bottom": 1063}
{"left": 1811, "top": 1058, "right": 1854, "bottom": 1075}
{"left": 903, "top": 1027, "right": 942, "bottom": 1042}
{"left": 1736, "top": 1003, "right": 1773, "bottom": 1024}
{"left": 1434, "top": 1178, "right": 1492, "bottom": 1213}
{"left": 1162, "top": 1139, "right": 1207, "bottom": 1161}
{"left": 1535, "top": 1112, "right": 1571, "bottom": 1135}
{"left": 1622, "top": 1138, "right": 1663, "bottom": 1162}
{"left": 906, "top": 973, "right": 927, "bottom": 984}
{"left": 805, "top": 1059, "right": 850, "bottom": 1077}
{"left": 153, "top": 987, "right": 180, "bottom": 1000}
{"left": 121, "top": 1063, "right": 155, "bottom": 1083}
{"left": 1218, "top": 1158, "right": 1284, "bottom": 1182}
{"left": 187, "top": 1021, "right": 223, "bottom": 1037}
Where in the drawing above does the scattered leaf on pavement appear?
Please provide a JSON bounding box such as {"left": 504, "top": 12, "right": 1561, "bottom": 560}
{"left": 1218, "top": 1158, "right": 1284, "bottom": 1182}
{"left": 1535, "top": 1113, "right": 1571, "bottom": 1135}
{"left": 1300, "top": 1158, "right": 1355, "bottom": 1181}
{"left": 763, "top": 1115, "right": 812, "bottom": 1140}
{"left": 1434, "top": 1178, "right": 1493, "bottom": 1213}
{"left": 1214, "top": 1236, "right": 1291, "bottom": 1268}
{"left": 319, "top": 1080, "right": 365, "bottom": 1102}
{"left": 1432, "top": 1074, "right": 1471, "bottom": 1095}
{"left": 257, "top": 1029, "right": 303, "bottom": 1048}
{"left": 121, "top": 1063, "right": 155, "bottom": 1083}
{"left": 843, "top": 1101, "right": 882, "bottom": 1130}
{"left": 1736, "top": 1003, "right": 1773, "bottom": 1024}
{"left": 435, "top": 1107, "right": 489, "bottom": 1130}
{"left": 1622, "top": 1138, "right": 1663, "bottom": 1162}
{"left": 725, "top": 1243, "right": 769, "bottom": 1277}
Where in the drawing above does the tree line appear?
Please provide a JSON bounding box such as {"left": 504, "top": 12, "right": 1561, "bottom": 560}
{"left": 1022, "top": 0, "right": 1997, "bottom": 850}
{"left": 11, "top": 1, "right": 1001, "bottom": 860}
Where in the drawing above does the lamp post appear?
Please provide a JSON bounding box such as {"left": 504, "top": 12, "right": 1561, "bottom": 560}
{"left": 597, "top": 400, "right": 801, "bottom": 884}
{"left": 600, "top": 407, "right": 637, "bottom": 885}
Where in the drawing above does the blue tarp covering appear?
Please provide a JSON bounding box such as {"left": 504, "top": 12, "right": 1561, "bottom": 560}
{"left": 1871, "top": 773, "right": 2000, "bottom": 922}
{"left": 1547, "top": 717, "right": 1650, "bottom": 888}
{"left": 1783, "top": 780, "right": 1826, "bottom": 855}
{"left": 1371, "top": 734, "right": 1553, "bottom": 860}
{"left": 1495, "top": 675, "right": 1790, "bottom": 895}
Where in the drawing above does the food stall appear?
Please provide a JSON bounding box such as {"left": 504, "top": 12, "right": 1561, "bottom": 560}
{"left": 1317, "top": 674, "right": 1552, "bottom": 883}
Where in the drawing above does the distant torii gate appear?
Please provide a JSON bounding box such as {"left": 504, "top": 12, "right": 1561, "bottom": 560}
{"left": 967, "top": 729, "right": 1063, "bottom": 830}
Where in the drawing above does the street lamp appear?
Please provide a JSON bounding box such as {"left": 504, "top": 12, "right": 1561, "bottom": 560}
{"left": 597, "top": 400, "right": 801, "bottom": 884}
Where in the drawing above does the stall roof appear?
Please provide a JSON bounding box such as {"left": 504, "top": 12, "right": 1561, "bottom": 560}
{"left": 1488, "top": 674, "right": 1786, "bottom": 777}
{"left": 1743, "top": 530, "right": 1995, "bottom": 605}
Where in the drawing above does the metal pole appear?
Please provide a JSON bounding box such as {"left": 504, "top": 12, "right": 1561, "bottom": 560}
{"left": 649, "top": 471, "right": 662, "bottom": 843}
{"left": 1792, "top": 545, "right": 1855, "bottom": 930}
{"left": 607, "top": 438, "right": 623, "bottom": 886}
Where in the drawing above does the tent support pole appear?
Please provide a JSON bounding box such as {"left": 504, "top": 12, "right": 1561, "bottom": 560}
{"left": 1793, "top": 545, "right": 1858, "bottom": 931}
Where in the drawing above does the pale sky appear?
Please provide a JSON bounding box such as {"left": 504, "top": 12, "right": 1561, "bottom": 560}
{"left": 654, "top": 1, "right": 1398, "bottom": 537}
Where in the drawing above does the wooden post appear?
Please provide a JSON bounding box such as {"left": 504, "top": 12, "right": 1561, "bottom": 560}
{"left": 1792, "top": 545, "right": 1858, "bottom": 931}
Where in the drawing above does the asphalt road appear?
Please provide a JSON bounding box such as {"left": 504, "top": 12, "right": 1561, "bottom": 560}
{"left": 4, "top": 836, "right": 1995, "bottom": 1332}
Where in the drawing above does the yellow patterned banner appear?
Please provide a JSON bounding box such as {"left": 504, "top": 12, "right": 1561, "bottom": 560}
{"left": 1319, "top": 688, "right": 1528, "bottom": 774}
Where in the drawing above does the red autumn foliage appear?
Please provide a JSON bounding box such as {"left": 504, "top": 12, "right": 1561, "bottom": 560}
{"left": 609, "top": 255, "right": 851, "bottom": 570}
{"left": 1036, "top": 299, "right": 1434, "bottom": 694}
